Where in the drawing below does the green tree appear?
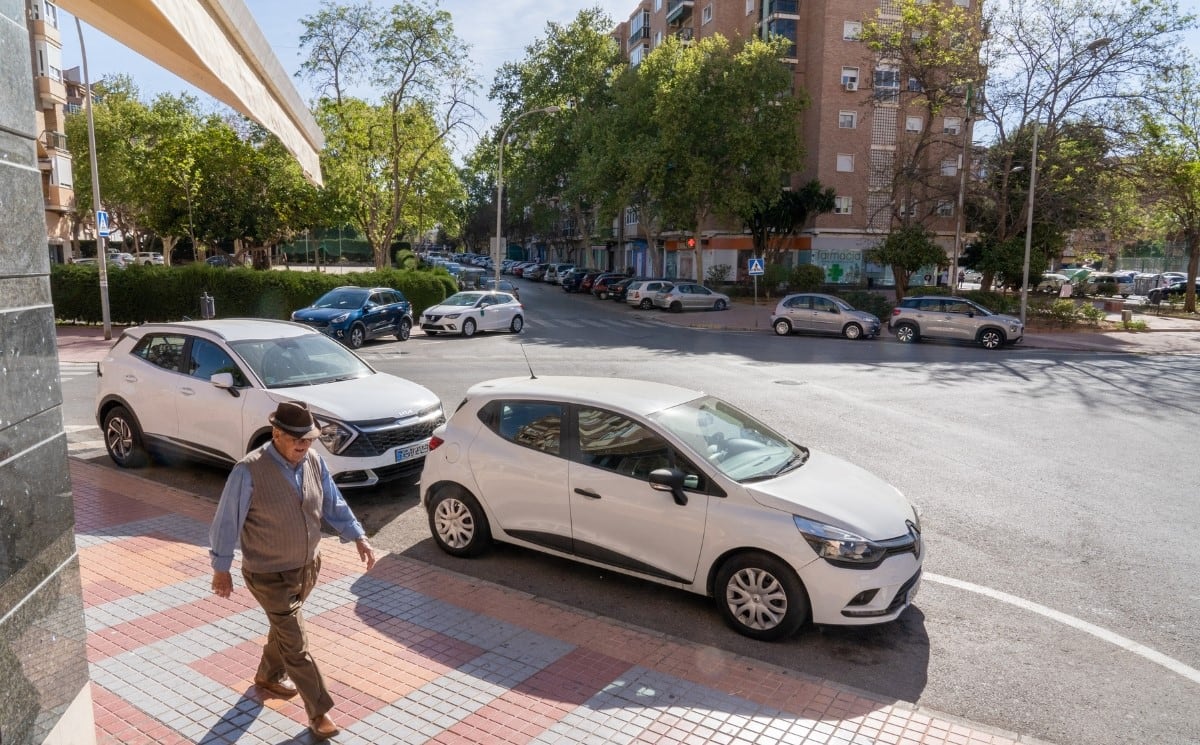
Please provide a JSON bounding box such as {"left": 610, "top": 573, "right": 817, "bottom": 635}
{"left": 867, "top": 224, "right": 949, "bottom": 299}
{"left": 299, "top": 0, "right": 475, "bottom": 268}
{"left": 744, "top": 182, "right": 836, "bottom": 267}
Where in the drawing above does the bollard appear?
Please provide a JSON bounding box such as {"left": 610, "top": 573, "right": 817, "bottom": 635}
{"left": 200, "top": 292, "right": 216, "bottom": 319}
{"left": 1121, "top": 309, "right": 1133, "bottom": 324}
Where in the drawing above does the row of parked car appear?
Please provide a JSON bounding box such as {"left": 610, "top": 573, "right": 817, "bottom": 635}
{"left": 510, "top": 262, "right": 734, "bottom": 313}
{"left": 71, "top": 250, "right": 165, "bottom": 268}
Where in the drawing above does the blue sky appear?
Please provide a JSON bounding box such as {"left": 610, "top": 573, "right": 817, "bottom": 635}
{"left": 59, "top": 0, "right": 633, "bottom": 151}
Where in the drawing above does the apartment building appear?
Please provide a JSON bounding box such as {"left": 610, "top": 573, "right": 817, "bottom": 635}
{"left": 28, "top": 0, "right": 75, "bottom": 264}
{"left": 613, "top": 0, "right": 976, "bottom": 285}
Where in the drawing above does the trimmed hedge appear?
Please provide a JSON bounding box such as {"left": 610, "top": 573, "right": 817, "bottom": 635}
{"left": 50, "top": 264, "right": 460, "bottom": 325}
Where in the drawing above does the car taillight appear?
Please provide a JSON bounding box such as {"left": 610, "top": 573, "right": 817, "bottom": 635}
{"left": 429, "top": 435, "right": 444, "bottom": 451}
{"left": 891, "top": 308, "right": 902, "bottom": 316}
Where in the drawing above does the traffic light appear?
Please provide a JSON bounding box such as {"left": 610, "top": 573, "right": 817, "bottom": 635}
{"left": 686, "top": 237, "right": 696, "bottom": 248}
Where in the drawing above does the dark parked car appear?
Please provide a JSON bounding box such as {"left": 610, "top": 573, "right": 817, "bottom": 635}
{"left": 609, "top": 277, "right": 636, "bottom": 303}
{"left": 577, "top": 271, "right": 605, "bottom": 294}
{"left": 291, "top": 286, "right": 413, "bottom": 348}
{"left": 592, "top": 273, "right": 627, "bottom": 299}
{"left": 205, "top": 253, "right": 236, "bottom": 267}
{"left": 1148, "top": 280, "right": 1197, "bottom": 304}
{"left": 481, "top": 277, "right": 521, "bottom": 300}
{"left": 561, "top": 269, "right": 591, "bottom": 293}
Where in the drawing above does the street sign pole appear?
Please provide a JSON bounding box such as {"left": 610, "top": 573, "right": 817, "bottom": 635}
{"left": 78, "top": 18, "right": 112, "bottom": 339}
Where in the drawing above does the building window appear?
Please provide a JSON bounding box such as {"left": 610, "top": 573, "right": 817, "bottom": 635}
{"left": 874, "top": 66, "right": 900, "bottom": 103}
{"left": 625, "top": 207, "right": 639, "bottom": 226}
{"left": 899, "top": 200, "right": 916, "bottom": 217}
{"left": 703, "top": 4, "right": 713, "bottom": 24}
{"left": 843, "top": 21, "right": 862, "bottom": 40}
{"left": 654, "top": 30, "right": 662, "bottom": 47}
{"left": 630, "top": 45, "right": 647, "bottom": 66}
{"left": 841, "top": 67, "right": 859, "bottom": 89}
{"left": 51, "top": 154, "right": 73, "bottom": 189}
{"left": 746, "top": 0, "right": 754, "bottom": 14}
{"left": 906, "top": 115, "right": 923, "bottom": 132}
{"left": 838, "top": 111, "right": 857, "bottom": 129}
{"left": 943, "top": 117, "right": 962, "bottom": 135}
{"left": 907, "top": 77, "right": 923, "bottom": 92}
{"left": 655, "top": 0, "right": 663, "bottom": 10}
{"left": 954, "top": 0, "right": 970, "bottom": 5}
{"left": 834, "top": 196, "right": 853, "bottom": 214}
{"left": 836, "top": 154, "right": 854, "bottom": 172}
{"left": 936, "top": 199, "right": 954, "bottom": 216}
{"left": 941, "top": 159, "right": 958, "bottom": 176}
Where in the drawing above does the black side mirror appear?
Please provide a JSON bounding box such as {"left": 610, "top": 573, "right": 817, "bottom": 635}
{"left": 648, "top": 468, "right": 688, "bottom": 506}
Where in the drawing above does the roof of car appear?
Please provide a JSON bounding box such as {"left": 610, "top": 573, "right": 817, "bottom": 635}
{"left": 129, "top": 318, "right": 316, "bottom": 342}
{"left": 466, "top": 376, "right": 702, "bottom": 416}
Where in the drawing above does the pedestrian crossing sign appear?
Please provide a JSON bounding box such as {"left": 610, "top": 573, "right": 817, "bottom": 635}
{"left": 96, "top": 210, "right": 110, "bottom": 238}
{"left": 748, "top": 258, "right": 765, "bottom": 276}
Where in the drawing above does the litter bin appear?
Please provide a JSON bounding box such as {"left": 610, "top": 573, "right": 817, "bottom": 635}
{"left": 200, "top": 292, "right": 216, "bottom": 319}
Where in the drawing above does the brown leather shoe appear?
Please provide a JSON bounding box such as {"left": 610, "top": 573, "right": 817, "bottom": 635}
{"left": 253, "top": 676, "right": 298, "bottom": 699}
{"left": 309, "top": 713, "right": 339, "bottom": 740}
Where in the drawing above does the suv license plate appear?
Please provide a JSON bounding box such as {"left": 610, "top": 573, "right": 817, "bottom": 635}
{"left": 395, "top": 442, "right": 430, "bottom": 462}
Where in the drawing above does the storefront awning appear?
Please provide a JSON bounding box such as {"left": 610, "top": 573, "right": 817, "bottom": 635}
{"left": 59, "top": 0, "right": 323, "bottom": 185}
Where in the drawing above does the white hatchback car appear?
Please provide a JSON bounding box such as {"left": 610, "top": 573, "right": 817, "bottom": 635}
{"left": 419, "top": 376, "right": 922, "bottom": 641}
{"left": 420, "top": 291, "right": 524, "bottom": 337}
{"left": 96, "top": 319, "right": 444, "bottom": 488}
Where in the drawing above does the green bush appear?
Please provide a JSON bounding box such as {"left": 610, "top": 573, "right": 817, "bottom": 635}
{"left": 834, "top": 290, "right": 894, "bottom": 320}
{"left": 50, "top": 264, "right": 460, "bottom": 324}
{"left": 789, "top": 264, "right": 826, "bottom": 292}
{"left": 706, "top": 263, "right": 732, "bottom": 285}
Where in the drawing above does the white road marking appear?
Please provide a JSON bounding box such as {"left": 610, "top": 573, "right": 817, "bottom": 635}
{"left": 926, "top": 572, "right": 1200, "bottom": 686}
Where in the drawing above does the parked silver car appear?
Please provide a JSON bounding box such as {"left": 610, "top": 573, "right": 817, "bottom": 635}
{"left": 653, "top": 282, "right": 730, "bottom": 312}
{"left": 771, "top": 293, "right": 880, "bottom": 340}
{"left": 626, "top": 279, "right": 674, "bottom": 309}
{"left": 889, "top": 296, "right": 1023, "bottom": 349}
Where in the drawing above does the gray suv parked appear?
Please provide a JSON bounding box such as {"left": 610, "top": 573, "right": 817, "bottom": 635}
{"left": 889, "top": 296, "right": 1023, "bottom": 349}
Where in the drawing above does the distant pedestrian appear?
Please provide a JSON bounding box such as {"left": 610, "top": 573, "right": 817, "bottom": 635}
{"left": 958, "top": 270, "right": 965, "bottom": 286}
{"left": 209, "top": 401, "right": 375, "bottom": 741}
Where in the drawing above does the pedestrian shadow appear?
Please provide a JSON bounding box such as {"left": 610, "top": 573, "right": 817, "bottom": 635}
{"left": 195, "top": 691, "right": 264, "bottom": 744}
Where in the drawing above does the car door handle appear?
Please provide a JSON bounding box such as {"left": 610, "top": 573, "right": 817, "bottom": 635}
{"left": 573, "top": 487, "right": 601, "bottom": 499}
{"left": 179, "top": 387, "right": 195, "bottom": 396}
{"left": 124, "top": 374, "right": 137, "bottom": 383}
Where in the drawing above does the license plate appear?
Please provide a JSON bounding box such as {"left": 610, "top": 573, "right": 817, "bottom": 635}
{"left": 395, "top": 442, "right": 430, "bottom": 462}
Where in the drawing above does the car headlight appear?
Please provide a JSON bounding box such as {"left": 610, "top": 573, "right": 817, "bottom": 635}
{"left": 332, "top": 312, "right": 351, "bottom": 324}
{"left": 313, "top": 417, "right": 355, "bottom": 454}
{"left": 793, "top": 516, "right": 888, "bottom": 567}
{"left": 445, "top": 313, "right": 462, "bottom": 319}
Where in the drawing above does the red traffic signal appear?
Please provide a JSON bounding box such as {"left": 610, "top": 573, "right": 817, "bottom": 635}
{"left": 686, "top": 237, "right": 696, "bottom": 248}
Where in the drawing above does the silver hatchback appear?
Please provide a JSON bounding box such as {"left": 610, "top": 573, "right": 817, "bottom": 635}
{"left": 771, "top": 293, "right": 880, "bottom": 340}
{"left": 653, "top": 282, "right": 730, "bottom": 312}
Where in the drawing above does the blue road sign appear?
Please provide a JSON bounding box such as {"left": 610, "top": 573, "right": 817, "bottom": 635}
{"left": 748, "top": 257, "right": 765, "bottom": 276}
{"left": 96, "top": 210, "right": 110, "bottom": 238}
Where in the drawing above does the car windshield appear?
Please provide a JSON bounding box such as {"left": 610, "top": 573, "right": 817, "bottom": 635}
{"left": 651, "top": 396, "right": 807, "bottom": 482}
{"left": 312, "top": 288, "right": 369, "bottom": 309}
{"left": 230, "top": 333, "right": 374, "bottom": 388}
{"left": 831, "top": 297, "right": 853, "bottom": 310}
{"left": 442, "top": 293, "right": 484, "bottom": 307}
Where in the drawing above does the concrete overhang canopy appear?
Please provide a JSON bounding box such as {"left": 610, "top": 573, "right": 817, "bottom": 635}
{"left": 59, "top": 0, "right": 324, "bottom": 185}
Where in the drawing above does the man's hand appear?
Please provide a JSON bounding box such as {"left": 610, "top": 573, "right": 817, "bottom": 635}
{"left": 211, "top": 571, "right": 233, "bottom": 598}
{"left": 356, "top": 537, "right": 376, "bottom": 570}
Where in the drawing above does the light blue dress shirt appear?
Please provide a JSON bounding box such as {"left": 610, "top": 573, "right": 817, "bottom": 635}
{"left": 209, "top": 443, "right": 366, "bottom": 572}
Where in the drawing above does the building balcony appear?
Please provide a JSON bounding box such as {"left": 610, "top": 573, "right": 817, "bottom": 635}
{"left": 675, "top": 27, "right": 695, "bottom": 45}
{"left": 36, "top": 76, "right": 67, "bottom": 108}
{"left": 42, "top": 131, "right": 69, "bottom": 151}
{"left": 30, "top": 18, "right": 62, "bottom": 44}
{"left": 666, "top": 0, "right": 694, "bottom": 25}
{"left": 766, "top": 0, "right": 800, "bottom": 18}
{"left": 44, "top": 183, "right": 73, "bottom": 212}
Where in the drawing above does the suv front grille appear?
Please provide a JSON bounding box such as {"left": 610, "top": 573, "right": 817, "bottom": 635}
{"left": 341, "top": 415, "right": 445, "bottom": 457}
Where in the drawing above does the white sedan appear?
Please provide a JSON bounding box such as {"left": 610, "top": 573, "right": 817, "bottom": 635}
{"left": 419, "top": 376, "right": 922, "bottom": 641}
{"left": 420, "top": 291, "right": 525, "bottom": 337}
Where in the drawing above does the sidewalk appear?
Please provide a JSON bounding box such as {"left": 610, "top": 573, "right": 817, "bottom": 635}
{"left": 75, "top": 460, "right": 1039, "bottom": 744}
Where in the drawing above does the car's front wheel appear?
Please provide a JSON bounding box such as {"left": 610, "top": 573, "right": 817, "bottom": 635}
{"left": 714, "top": 552, "right": 808, "bottom": 641}
{"left": 396, "top": 317, "right": 412, "bottom": 341}
{"left": 347, "top": 323, "right": 366, "bottom": 349}
{"left": 713, "top": 299, "right": 727, "bottom": 311}
{"left": 978, "top": 328, "right": 1005, "bottom": 349}
{"left": 510, "top": 315, "right": 524, "bottom": 333}
{"left": 640, "top": 298, "right": 654, "bottom": 310}
{"left": 894, "top": 322, "right": 919, "bottom": 343}
{"left": 462, "top": 318, "right": 477, "bottom": 337}
{"left": 428, "top": 488, "right": 492, "bottom": 557}
{"left": 842, "top": 323, "right": 863, "bottom": 340}
{"left": 103, "top": 405, "right": 149, "bottom": 468}
{"left": 773, "top": 319, "right": 792, "bottom": 336}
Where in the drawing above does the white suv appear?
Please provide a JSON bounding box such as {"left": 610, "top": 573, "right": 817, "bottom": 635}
{"left": 96, "top": 319, "right": 443, "bottom": 488}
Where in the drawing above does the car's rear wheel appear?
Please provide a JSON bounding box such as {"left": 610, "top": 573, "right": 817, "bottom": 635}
{"left": 347, "top": 323, "right": 366, "bottom": 349}
{"left": 103, "top": 405, "right": 149, "bottom": 468}
{"left": 396, "top": 317, "right": 412, "bottom": 341}
{"left": 894, "top": 322, "right": 919, "bottom": 343}
{"left": 462, "top": 318, "right": 477, "bottom": 337}
{"left": 714, "top": 552, "right": 808, "bottom": 641}
{"left": 773, "top": 319, "right": 792, "bottom": 336}
{"left": 428, "top": 488, "right": 492, "bottom": 557}
{"left": 670, "top": 301, "right": 683, "bottom": 313}
{"left": 640, "top": 298, "right": 654, "bottom": 310}
{"left": 598, "top": 290, "right": 608, "bottom": 299}
{"left": 842, "top": 323, "right": 863, "bottom": 340}
{"left": 713, "top": 299, "right": 727, "bottom": 311}
{"left": 510, "top": 315, "right": 524, "bottom": 333}
{"left": 978, "top": 328, "right": 1005, "bottom": 349}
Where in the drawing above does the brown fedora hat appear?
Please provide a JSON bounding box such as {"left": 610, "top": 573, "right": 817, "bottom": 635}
{"left": 269, "top": 401, "right": 321, "bottom": 439}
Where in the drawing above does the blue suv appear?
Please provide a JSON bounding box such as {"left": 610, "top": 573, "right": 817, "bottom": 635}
{"left": 291, "top": 286, "right": 413, "bottom": 348}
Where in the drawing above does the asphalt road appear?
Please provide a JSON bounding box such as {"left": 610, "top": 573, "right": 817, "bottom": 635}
{"left": 59, "top": 279, "right": 1200, "bottom": 745}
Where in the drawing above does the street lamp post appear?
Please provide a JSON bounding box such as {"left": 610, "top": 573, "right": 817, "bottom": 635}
{"left": 76, "top": 18, "right": 112, "bottom": 340}
{"left": 494, "top": 105, "right": 561, "bottom": 287}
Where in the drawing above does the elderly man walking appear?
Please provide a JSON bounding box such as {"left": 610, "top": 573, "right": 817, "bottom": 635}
{"left": 209, "top": 401, "right": 375, "bottom": 740}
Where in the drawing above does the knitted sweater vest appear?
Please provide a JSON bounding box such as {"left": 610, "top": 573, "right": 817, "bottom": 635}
{"left": 239, "top": 447, "right": 323, "bottom": 573}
